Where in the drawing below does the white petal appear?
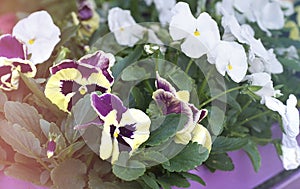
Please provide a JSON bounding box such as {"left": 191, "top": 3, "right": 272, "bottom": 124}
{"left": 119, "top": 109, "right": 150, "bottom": 151}
{"left": 99, "top": 129, "right": 113, "bottom": 160}
{"left": 111, "top": 138, "right": 120, "bottom": 163}
{"left": 12, "top": 11, "right": 61, "bottom": 64}
{"left": 108, "top": 7, "right": 145, "bottom": 47}
{"left": 260, "top": 2, "right": 284, "bottom": 30}
{"left": 285, "top": 94, "right": 300, "bottom": 138}
{"left": 281, "top": 136, "right": 300, "bottom": 170}
{"left": 169, "top": 2, "right": 196, "bottom": 40}
{"left": 191, "top": 124, "right": 212, "bottom": 151}
{"left": 181, "top": 35, "right": 207, "bottom": 58}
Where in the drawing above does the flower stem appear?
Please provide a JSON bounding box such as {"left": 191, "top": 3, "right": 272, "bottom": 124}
{"left": 199, "top": 85, "right": 245, "bottom": 109}
{"left": 185, "top": 59, "right": 194, "bottom": 73}
{"left": 239, "top": 110, "right": 272, "bottom": 126}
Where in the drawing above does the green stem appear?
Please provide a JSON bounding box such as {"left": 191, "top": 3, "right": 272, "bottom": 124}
{"left": 198, "top": 67, "right": 213, "bottom": 96}
{"left": 185, "top": 59, "right": 194, "bottom": 73}
{"left": 239, "top": 110, "right": 272, "bottom": 126}
{"left": 199, "top": 85, "right": 245, "bottom": 109}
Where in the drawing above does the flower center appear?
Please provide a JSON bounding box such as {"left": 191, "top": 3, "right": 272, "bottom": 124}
{"left": 194, "top": 29, "right": 200, "bottom": 37}
{"left": 120, "top": 27, "right": 124, "bottom": 31}
{"left": 227, "top": 64, "right": 233, "bottom": 71}
{"left": 113, "top": 129, "right": 119, "bottom": 138}
{"left": 28, "top": 38, "right": 35, "bottom": 45}
{"left": 79, "top": 85, "right": 88, "bottom": 95}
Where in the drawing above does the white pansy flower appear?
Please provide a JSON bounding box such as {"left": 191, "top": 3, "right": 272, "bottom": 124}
{"left": 248, "top": 38, "right": 283, "bottom": 74}
{"left": 209, "top": 41, "right": 247, "bottom": 83}
{"left": 12, "top": 11, "right": 61, "bottom": 64}
{"left": 264, "top": 94, "right": 300, "bottom": 170}
{"left": 108, "top": 7, "right": 145, "bottom": 47}
{"left": 108, "top": 7, "right": 163, "bottom": 48}
{"left": 169, "top": 2, "right": 220, "bottom": 59}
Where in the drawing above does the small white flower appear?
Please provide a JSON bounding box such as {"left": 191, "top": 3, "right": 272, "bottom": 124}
{"left": 209, "top": 41, "right": 248, "bottom": 83}
{"left": 146, "top": 0, "right": 176, "bottom": 26}
{"left": 12, "top": 11, "right": 61, "bottom": 64}
{"left": 108, "top": 7, "right": 145, "bottom": 47}
{"left": 276, "top": 46, "right": 299, "bottom": 60}
{"left": 108, "top": 7, "right": 163, "bottom": 48}
{"left": 169, "top": 2, "right": 220, "bottom": 59}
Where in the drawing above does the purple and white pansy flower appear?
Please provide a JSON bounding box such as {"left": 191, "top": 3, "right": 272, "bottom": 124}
{"left": 90, "top": 93, "right": 151, "bottom": 163}
{"left": 152, "top": 72, "right": 211, "bottom": 150}
{"left": 45, "top": 50, "right": 114, "bottom": 113}
{"left": 0, "top": 34, "right": 36, "bottom": 91}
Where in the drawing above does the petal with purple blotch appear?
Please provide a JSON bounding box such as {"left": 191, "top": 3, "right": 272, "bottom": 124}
{"left": 155, "top": 72, "right": 177, "bottom": 95}
{"left": 79, "top": 51, "right": 115, "bottom": 83}
{"left": 91, "top": 93, "right": 127, "bottom": 122}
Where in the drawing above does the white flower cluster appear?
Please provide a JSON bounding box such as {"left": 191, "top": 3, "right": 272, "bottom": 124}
{"left": 106, "top": 1, "right": 300, "bottom": 170}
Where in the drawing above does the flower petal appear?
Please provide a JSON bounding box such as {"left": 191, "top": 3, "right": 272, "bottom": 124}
{"left": 0, "top": 34, "right": 26, "bottom": 59}
{"left": 155, "top": 72, "right": 177, "bottom": 95}
{"left": 192, "top": 124, "right": 212, "bottom": 151}
{"left": 91, "top": 93, "right": 127, "bottom": 121}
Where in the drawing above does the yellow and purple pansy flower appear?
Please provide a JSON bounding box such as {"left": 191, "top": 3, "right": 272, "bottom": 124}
{"left": 91, "top": 92, "right": 151, "bottom": 163}
{"left": 0, "top": 34, "right": 36, "bottom": 91}
{"left": 45, "top": 50, "right": 114, "bottom": 113}
{"left": 153, "top": 72, "right": 211, "bottom": 150}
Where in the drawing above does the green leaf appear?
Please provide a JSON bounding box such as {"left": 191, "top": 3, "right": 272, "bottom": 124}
{"left": 278, "top": 57, "right": 300, "bottom": 71}
{"left": 243, "top": 141, "right": 261, "bottom": 172}
{"left": 4, "top": 101, "right": 46, "bottom": 141}
{"left": 19, "top": 73, "right": 66, "bottom": 119}
{"left": 4, "top": 163, "right": 42, "bottom": 185}
{"left": 72, "top": 94, "right": 98, "bottom": 127}
{"left": 211, "top": 136, "right": 248, "bottom": 153}
{"left": 112, "top": 46, "right": 143, "bottom": 78}
{"left": 0, "top": 121, "right": 42, "bottom": 159}
{"left": 134, "top": 151, "right": 169, "bottom": 166}
{"left": 248, "top": 85, "right": 263, "bottom": 92}
{"left": 112, "top": 152, "right": 146, "bottom": 181}
{"left": 145, "top": 114, "right": 187, "bottom": 146}
{"left": 141, "top": 174, "right": 160, "bottom": 189}
{"left": 121, "top": 65, "right": 150, "bottom": 81}
{"left": 181, "top": 172, "right": 206, "bottom": 186}
{"left": 207, "top": 106, "right": 225, "bottom": 136}
{"left": 51, "top": 159, "right": 87, "bottom": 189}
{"left": 157, "top": 173, "right": 190, "bottom": 188}
{"left": 162, "top": 143, "right": 209, "bottom": 172}
{"left": 205, "top": 153, "right": 234, "bottom": 171}
{"left": 56, "top": 141, "right": 85, "bottom": 160}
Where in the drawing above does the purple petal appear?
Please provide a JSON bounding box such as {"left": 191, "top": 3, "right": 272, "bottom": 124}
{"left": 79, "top": 51, "right": 114, "bottom": 83}
{"left": 51, "top": 60, "right": 99, "bottom": 78}
{"left": 153, "top": 89, "right": 193, "bottom": 129}
{"left": 198, "top": 109, "right": 208, "bottom": 122}
{"left": 155, "top": 72, "right": 177, "bottom": 95}
{"left": 78, "top": 1, "right": 93, "bottom": 20}
{"left": 50, "top": 60, "right": 78, "bottom": 74}
{"left": 188, "top": 104, "right": 201, "bottom": 124}
{"left": 12, "top": 61, "right": 34, "bottom": 73}
{"left": 0, "top": 34, "right": 26, "bottom": 59}
{"left": 91, "top": 93, "right": 127, "bottom": 122}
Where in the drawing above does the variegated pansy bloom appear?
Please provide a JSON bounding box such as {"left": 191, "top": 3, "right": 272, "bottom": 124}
{"left": 0, "top": 34, "right": 36, "bottom": 91}
{"left": 153, "top": 72, "right": 211, "bottom": 150}
{"left": 91, "top": 93, "right": 151, "bottom": 163}
{"left": 45, "top": 50, "right": 114, "bottom": 113}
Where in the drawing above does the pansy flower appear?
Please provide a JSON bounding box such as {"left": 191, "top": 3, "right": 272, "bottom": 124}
{"left": 12, "top": 11, "right": 61, "bottom": 64}
{"left": 91, "top": 93, "right": 151, "bottom": 163}
{"left": 169, "top": 2, "right": 220, "bottom": 59}
{"left": 108, "top": 7, "right": 163, "bottom": 47}
{"left": 0, "top": 34, "right": 36, "bottom": 91}
{"left": 45, "top": 50, "right": 114, "bottom": 113}
{"left": 153, "top": 72, "right": 211, "bottom": 149}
